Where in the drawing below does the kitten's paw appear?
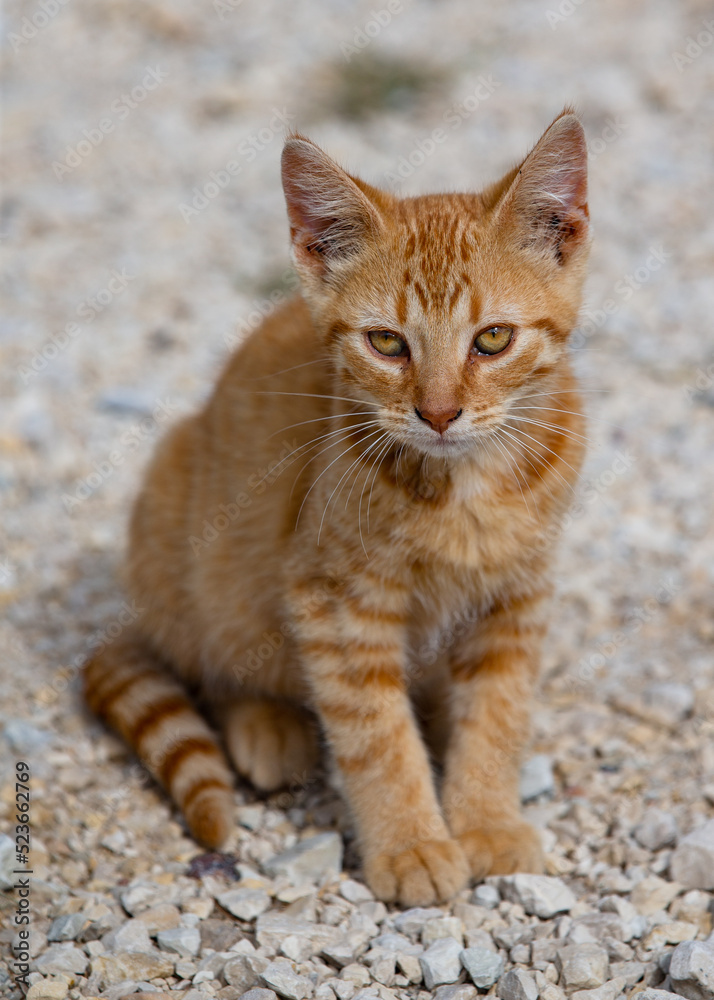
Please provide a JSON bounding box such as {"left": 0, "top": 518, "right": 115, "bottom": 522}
{"left": 364, "top": 838, "right": 470, "bottom": 906}
{"left": 224, "top": 699, "right": 318, "bottom": 792}
{"left": 457, "top": 820, "right": 544, "bottom": 879}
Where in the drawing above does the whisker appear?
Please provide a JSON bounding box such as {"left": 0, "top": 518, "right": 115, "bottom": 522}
{"left": 489, "top": 432, "right": 537, "bottom": 520}
{"left": 494, "top": 427, "right": 558, "bottom": 511}
{"left": 357, "top": 432, "right": 391, "bottom": 556}
{"left": 266, "top": 410, "right": 378, "bottom": 441}
{"left": 509, "top": 404, "right": 621, "bottom": 428}
{"left": 509, "top": 414, "right": 593, "bottom": 446}
{"left": 499, "top": 426, "right": 578, "bottom": 499}
{"left": 505, "top": 423, "right": 585, "bottom": 484}
{"left": 259, "top": 419, "right": 382, "bottom": 490}
{"left": 296, "top": 427, "right": 385, "bottom": 534}
{"left": 234, "top": 358, "right": 333, "bottom": 381}
{"left": 318, "top": 430, "right": 387, "bottom": 544}
{"left": 281, "top": 422, "right": 383, "bottom": 497}
{"left": 251, "top": 390, "right": 378, "bottom": 408}
{"left": 366, "top": 435, "right": 396, "bottom": 534}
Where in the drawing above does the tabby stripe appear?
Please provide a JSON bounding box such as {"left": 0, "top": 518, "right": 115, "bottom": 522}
{"left": 182, "top": 776, "right": 230, "bottom": 814}
{"left": 128, "top": 694, "right": 192, "bottom": 749}
{"left": 157, "top": 736, "right": 221, "bottom": 788}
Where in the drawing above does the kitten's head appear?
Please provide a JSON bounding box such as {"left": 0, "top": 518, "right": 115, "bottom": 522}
{"left": 281, "top": 110, "right": 590, "bottom": 461}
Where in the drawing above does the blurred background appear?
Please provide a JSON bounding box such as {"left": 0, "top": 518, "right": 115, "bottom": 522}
{"left": 1, "top": 0, "right": 714, "bottom": 962}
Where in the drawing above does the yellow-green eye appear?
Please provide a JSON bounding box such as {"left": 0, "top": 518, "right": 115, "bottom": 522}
{"left": 473, "top": 325, "right": 513, "bottom": 356}
{"left": 368, "top": 330, "right": 408, "bottom": 358}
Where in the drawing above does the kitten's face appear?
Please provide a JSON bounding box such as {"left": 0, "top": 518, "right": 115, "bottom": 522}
{"left": 282, "top": 114, "right": 590, "bottom": 463}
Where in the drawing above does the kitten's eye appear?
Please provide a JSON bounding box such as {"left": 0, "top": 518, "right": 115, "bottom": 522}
{"left": 472, "top": 325, "right": 513, "bottom": 356}
{"left": 368, "top": 330, "right": 409, "bottom": 358}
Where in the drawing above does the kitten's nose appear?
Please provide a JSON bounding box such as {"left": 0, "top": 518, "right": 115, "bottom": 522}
{"left": 415, "top": 406, "right": 462, "bottom": 435}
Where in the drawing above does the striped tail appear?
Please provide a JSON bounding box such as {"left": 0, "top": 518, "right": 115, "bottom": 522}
{"left": 83, "top": 626, "right": 234, "bottom": 848}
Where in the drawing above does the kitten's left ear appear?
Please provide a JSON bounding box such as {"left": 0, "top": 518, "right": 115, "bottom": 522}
{"left": 281, "top": 135, "right": 384, "bottom": 282}
{"left": 498, "top": 111, "right": 589, "bottom": 265}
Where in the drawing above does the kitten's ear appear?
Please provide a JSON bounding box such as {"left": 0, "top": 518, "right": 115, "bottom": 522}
{"left": 281, "top": 135, "right": 383, "bottom": 280}
{"left": 496, "top": 111, "right": 589, "bottom": 265}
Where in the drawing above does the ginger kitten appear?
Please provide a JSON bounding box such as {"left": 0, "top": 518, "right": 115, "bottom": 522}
{"left": 85, "top": 109, "right": 590, "bottom": 905}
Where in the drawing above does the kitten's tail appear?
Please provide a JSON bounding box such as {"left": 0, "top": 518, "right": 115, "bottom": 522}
{"left": 83, "top": 625, "right": 234, "bottom": 848}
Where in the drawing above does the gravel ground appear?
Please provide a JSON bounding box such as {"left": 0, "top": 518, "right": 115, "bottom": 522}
{"left": 2, "top": 1, "right": 714, "bottom": 999}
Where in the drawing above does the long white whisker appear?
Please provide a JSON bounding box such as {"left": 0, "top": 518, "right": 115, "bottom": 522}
{"left": 366, "top": 435, "right": 395, "bottom": 534}
{"left": 499, "top": 425, "right": 578, "bottom": 499}
{"left": 505, "top": 423, "right": 585, "bottom": 484}
{"left": 489, "top": 432, "right": 536, "bottom": 519}
{"left": 317, "top": 429, "right": 387, "bottom": 544}
{"left": 283, "top": 422, "right": 383, "bottom": 498}
{"left": 357, "top": 432, "right": 391, "bottom": 557}
{"left": 235, "top": 358, "right": 332, "bottom": 381}
{"left": 259, "top": 420, "right": 382, "bottom": 491}
{"left": 266, "top": 410, "right": 378, "bottom": 441}
{"left": 251, "top": 390, "right": 378, "bottom": 408}
{"left": 296, "top": 427, "right": 385, "bottom": 534}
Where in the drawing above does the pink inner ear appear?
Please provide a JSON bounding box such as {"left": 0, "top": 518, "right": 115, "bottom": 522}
{"left": 508, "top": 114, "right": 590, "bottom": 262}
{"left": 281, "top": 138, "right": 381, "bottom": 272}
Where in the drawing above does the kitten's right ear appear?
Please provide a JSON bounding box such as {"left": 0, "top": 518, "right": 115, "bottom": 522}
{"left": 281, "top": 135, "right": 383, "bottom": 281}
{"left": 492, "top": 111, "right": 590, "bottom": 266}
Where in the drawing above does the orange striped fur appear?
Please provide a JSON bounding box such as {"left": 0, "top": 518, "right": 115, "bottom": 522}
{"left": 84, "top": 110, "right": 590, "bottom": 905}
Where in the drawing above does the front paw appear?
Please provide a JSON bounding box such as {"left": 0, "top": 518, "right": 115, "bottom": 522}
{"left": 364, "top": 838, "right": 470, "bottom": 906}
{"left": 457, "top": 820, "right": 544, "bottom": 879}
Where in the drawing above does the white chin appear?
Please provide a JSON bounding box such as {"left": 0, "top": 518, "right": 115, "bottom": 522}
{"left": 417, "top": 436, "right": 470, "bottom": 458}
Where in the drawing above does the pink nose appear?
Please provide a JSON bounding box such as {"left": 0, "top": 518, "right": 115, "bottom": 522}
{"left": 415, "top": 406, "right": 462, "bottom": 435}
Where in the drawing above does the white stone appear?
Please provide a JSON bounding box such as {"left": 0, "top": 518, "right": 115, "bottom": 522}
{"left": 47, "top": 912, "right": 87, "bottom": 941}
{"left": 670, "top": 820, "right": 714, "bottom": 890}
{"left": 33, "top": 944, "right": 89, "bottom": 976}
{"left": 339, "top": 879, "right": 374, "bottom": 904}
{"left": 419, "top": 937, "right": 463, "bottom": 991}
{"left": 393, "top": 907, "right": 444, "bottom": 936}
{"left": 157, "top": 925, "right": 201, "bottom": 958}
{"left": 634, "top": 808, "right": 679, "bottom": 852}
{"left": 472, "top": 883, "right": 500, "bottom": 909}
{"left": 422, "top": 917, "right": 464, "bottom": 948}
{"left": 261, "top": 957, "right": 315, "bottom": 999}
{"left": 643, "top": 682, "right": 694, "bottom": 723}
{"left": 218, "top": 887, "right": 272, "bottom": 921}
{"left": 264, "top": 833, "right": 343, "bottom": 884}
{"left": 497, "top": 968, "right": 538, "bottom": 1000}
{"left": 0, "top": 834, "right": 15, "bottom": 890}
{"left": 498, "top": 874, "right": 577, "bottom": 918}
{"left": 669, "top": 940, "right": 714, "bottom": 1000}
{"left": 570, "top": 978, "right": 627, "bottom": 1000}
{"left": 460, "top": 946, "right": 504, "bottom": 988}
{"left": 555, "top": 944, "right": 610, "bottom": 990}
{"left": 102, "top": 918, "right": 153, "bottom": 954}
{"left": 520, "top": 754, "right": 555, "bottom": 801}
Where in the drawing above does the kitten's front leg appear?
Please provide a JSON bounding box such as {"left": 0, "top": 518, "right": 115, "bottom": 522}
{"left": 441, "top": 589, "right": 549, "bottom": 878}
{"left": 290, "top": 576, "right": 469, "bottom": 906}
